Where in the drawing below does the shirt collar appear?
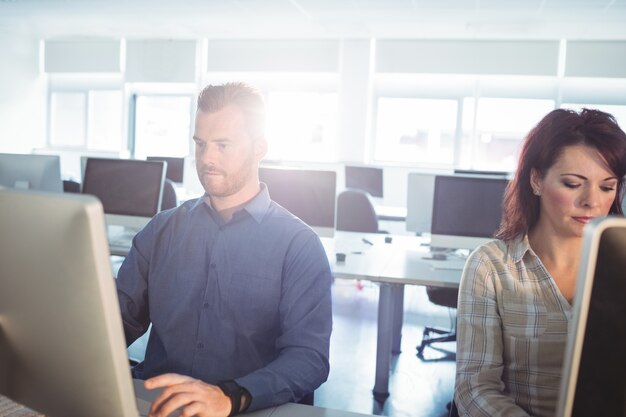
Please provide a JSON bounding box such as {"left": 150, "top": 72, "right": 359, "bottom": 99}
{"left": 510, "top": 234, "right": 534, "bottom": 263}
{"left": 195, "top": 183, "right": 271, "bottom": 224}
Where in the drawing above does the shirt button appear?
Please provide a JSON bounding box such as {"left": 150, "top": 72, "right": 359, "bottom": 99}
{"left": 197, "top": 342, "right": 204, "bottom": 349}
{"left": 203, "top": 302, "right": 209, "bottom": 308}
{"left": 210, "top": 263, "right": 216, "bottom": 268}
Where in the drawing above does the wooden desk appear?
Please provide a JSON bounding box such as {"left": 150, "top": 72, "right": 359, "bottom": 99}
{"left": 323, "top": 232, "right": 464, "bottom": 401}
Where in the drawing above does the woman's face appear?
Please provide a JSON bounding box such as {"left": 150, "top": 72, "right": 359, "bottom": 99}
{"left": 531, "top": 144, "right": 619, "bottom": 239}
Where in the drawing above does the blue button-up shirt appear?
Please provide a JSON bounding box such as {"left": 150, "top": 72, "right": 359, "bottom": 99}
{"left": 116, "top": 185, "right": 332, "bottom": 411}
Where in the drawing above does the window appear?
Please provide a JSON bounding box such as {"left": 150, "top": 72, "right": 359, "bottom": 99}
{"left": 561, "top": 103, "right": 626, "bottom": 130}
{"left": 461, "top": 98, "right": 555, "bottom": 171}
{"left": 132, "top": 95, "right": 192, "bottom": 160}
{"left": 50, "top": 92, "right": 86, "bottom": 147}
{"left": 49, "top": 90, "right": 122, "bottom": 151}
{"left": 374, "top": 97, "right": 458, "bottom": 165}
{"left": 265, "top": 91, "right": 338, "bottom": 162}
{"left": 87, "top": 91, "right": 123, "bottom": 151}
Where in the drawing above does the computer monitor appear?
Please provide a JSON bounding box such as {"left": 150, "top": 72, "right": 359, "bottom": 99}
{"left": 259, "top": 166, "right": 337, "bottom": 237}
{"left": 405, "top": 172, "right": 436, "bottom": 236}
{"left": 81, "top": 158, "right": 166, "bottom": 230}
{"left": 146, "top": 156, "right": 185, "bottom": 184}
{"left": 0, "top": 153, "right": 63, "bottom": 193}
{"left": 453, "top": 169, "right": 510, "bottom": 178}
{"left": 0, "top": 189, "right": 139, "bottom": 417}
{"left": 430, "top": 175, "right": 508, "bottom": 250}
{"left": 345, "top": 165, "right": 383, "bottom": 198}
{"left": 556, "top": 216, "right": 626, "bottom": 417}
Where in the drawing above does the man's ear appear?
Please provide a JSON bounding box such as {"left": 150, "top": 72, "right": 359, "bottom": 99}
{"left": 254, "top": 138, "right": 268, "bottom": 161}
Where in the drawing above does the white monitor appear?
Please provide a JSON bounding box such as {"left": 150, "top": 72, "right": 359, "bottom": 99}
{"left": 259, "top": 166, "right": 337, "bottom": 238}
{"left": 0, "top": 189, "right": 140, "bottom": 417}
{"left": 405, "top": 172, "right": 436, "bottom": 236}
{"left": 0, "top": 153, "right": 63, "bottom": 193}
{"left": 81, "top": 158, "right": 166, "bottom": 231}
{"left": 430, "top": 175, "right": 508, "bottom": 250}
{"left": 556, "top": 216, "right": 626, "bottom": 417}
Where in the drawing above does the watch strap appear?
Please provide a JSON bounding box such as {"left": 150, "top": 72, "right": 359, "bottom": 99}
{"left": 217, "top": 380, "right": 242, "bottom": 416}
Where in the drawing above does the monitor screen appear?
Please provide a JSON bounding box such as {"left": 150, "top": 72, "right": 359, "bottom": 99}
{"left": 0, "top": 189, "right": 139, "bottom": 417}
{"left": 147, "top": 156, "right": 185, "bottom": 183}
{"left": 0, "top": 153, "right": 63, "bottom": 193}
{"left": 81, "top": 158, "right": 165, "bottom": 229}
{"left": 345, "top": 165, "right": 383, "bottom": 198}
{"left": 430, "top": 175, "right": 508, "bottom": 250}
{"left": 405, "top": 172, "right": 436, "bottom": 235}
{"left": 556, "top": 217, "right": 626, "bottom": 417}
{"left": 259, "top": 166, "right": 337, "bottom": 237}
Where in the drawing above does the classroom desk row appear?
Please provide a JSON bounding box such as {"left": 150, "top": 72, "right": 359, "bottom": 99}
{"left": 321, "top": 232, "right": 464, "bottom": 400}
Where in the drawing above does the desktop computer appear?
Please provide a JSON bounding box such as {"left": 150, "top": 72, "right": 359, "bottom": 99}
{"left": 0, "top": 153, "right": 63, "bottom": 193}
{"left": 556, "top": 216, "right": 626, "bottom": 417}
{"left": 430, "top": 175, "right": 509, "bottom": 251}
{"left": 344, "top": 165, "right": 383, "bottom": 198}
{"left": 259, "top": 166, "right": 337, "bottom": 237}
{"left": 81, "top": 158, "right": 166, "bottom": 254}
{"left": 0, "top": 188, "right": 141, "bottom": 417}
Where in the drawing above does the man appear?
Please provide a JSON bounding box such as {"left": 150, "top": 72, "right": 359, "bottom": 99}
{"left": 116, "top": 82, "right": 333, "bottom": 417}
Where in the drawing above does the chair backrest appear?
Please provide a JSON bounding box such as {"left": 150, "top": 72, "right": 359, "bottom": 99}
{"left": 336, "top": 188, "right": 379, "bottom": 233}
{"left": 426, "top": 286, "right": 459, "bottom": 309}
{"left": 160, "top": 179, "right": 178, "bottom": 210}
{"left": 63, "top": 179, "right": 81, "bottom": 193}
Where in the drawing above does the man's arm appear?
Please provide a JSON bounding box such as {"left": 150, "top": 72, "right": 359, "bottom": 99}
{"left": 235, "top": 230, "right": 333, "bottom": 411}
{"left": 116, "top": 222, "right": 154, "bottom": 346}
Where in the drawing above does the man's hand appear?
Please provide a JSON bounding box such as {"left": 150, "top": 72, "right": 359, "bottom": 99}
{"left": 145, "top": 373, "right": 232, "bottom": 417}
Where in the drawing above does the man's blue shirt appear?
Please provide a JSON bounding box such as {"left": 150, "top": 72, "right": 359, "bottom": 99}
{"left": 116, "top": 185, "right": 333, "bottom": 410}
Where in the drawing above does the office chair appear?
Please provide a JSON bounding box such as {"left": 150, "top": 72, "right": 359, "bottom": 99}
{"left": 416, "top": 286, "right": 458, "bottom": 360}
{"left": 62, "top": 179, "right": 81, "bottom": 193}
{"left": 336, "top": 188, "right": 380, "bottom": 233}
{"left": 448, "top": 399, "right": 459, "bottom": 417}
{"left": 160, "top": 179, "right": 178, "bottom": 210}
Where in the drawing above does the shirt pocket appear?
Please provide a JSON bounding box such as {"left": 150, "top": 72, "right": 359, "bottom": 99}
{"left": 227, "top": 272, "right": 281, "bottom": 332}
{"left": 500, "top": 289, "right": 548, "bottom": 339}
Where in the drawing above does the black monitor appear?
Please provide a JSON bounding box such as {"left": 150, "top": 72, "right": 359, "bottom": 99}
{"left": 259, "top": 166, "right": 337, "bottom": 237}
{"left": 345, "top": 165, "right": 383, "bottom": 198}
{"left": 82, "top": 158, "right": 166, "bottom": 230}
{"left": 556, "top": 216, "right": 626, "bottom": 417}
{"left": 146, "top": 156, "right": 185, "bottom": 184}
{"left": 0, "top": 189, "right": 140, "bottom": 416}
{"left": 430, "top": 175, "right": 508, "bottom": 250}
{"left": 0, "top": 153, "right": 63, "bottom": 193}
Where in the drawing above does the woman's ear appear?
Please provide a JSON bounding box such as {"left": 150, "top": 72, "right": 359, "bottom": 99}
{"left": 530, "top": 168, "right": 542, "bottom": 196}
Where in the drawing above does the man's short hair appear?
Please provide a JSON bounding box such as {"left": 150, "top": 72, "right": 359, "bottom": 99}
{"left": 197, "top": 82, "right": 266, "bottom": 141}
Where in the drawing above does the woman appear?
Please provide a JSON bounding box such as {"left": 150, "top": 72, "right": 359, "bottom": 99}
{"left": 454, "top": 108, "right": 626, "bottom": 417}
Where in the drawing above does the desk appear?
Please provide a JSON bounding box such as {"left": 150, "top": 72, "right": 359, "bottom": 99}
{"left": 134, "top": 379, "right": 375, "bottom": 417}
{"left": 323, "top": 232, "right": 463, "bottom": 401}
{"left": 374, "top": 205, "right": 407, "bottom": 222}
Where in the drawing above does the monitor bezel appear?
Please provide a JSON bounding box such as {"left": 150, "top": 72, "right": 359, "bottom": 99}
{"left": 556, "top": 216, "right": 626, "bottom": 417}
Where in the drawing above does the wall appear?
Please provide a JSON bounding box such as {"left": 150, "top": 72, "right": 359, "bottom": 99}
{"left": 0, "top": 35, "right": 46, "bottom": 153}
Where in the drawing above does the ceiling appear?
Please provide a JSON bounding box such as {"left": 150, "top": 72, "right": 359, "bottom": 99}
{"left": 1, "top": 0, "right": 626, "bottom": 40}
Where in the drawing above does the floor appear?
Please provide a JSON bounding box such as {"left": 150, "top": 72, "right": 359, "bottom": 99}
{"left": 315, "top": 279, "right": 457, "bottom": 417}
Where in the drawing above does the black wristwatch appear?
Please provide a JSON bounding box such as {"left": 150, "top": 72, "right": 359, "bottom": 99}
{"left": 217, "top": 380, "right": 247, "bottom": 416}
